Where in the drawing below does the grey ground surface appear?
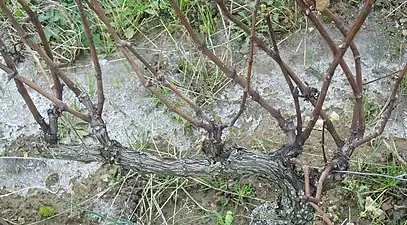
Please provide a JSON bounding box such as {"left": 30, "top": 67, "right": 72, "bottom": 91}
{"left": 0, "top": 14, "right": 406, "bottom": 223}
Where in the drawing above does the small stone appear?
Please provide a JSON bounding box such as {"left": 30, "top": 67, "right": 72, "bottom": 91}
{"left": 402, "top": 29, "right": 407, "bottom": 37}
{"left": 330, "top": 111, "right": 340, "bottom": 121}
{"left": 18, "top": 217, "right": 25, "bottom": 223}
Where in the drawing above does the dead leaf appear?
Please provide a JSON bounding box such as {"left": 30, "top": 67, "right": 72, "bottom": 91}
{"left": 381, "top": 202, "right": 393, "bottom": 211}
{"left": 360, "top": 196, "right": 385, "bottom": 219}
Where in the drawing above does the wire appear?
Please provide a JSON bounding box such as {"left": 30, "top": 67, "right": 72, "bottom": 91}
{"left": 332, "top": 170, "right": 407, "bottom": 181}
{"left": 362, "top": 69, "right": 403, "bottom": 86}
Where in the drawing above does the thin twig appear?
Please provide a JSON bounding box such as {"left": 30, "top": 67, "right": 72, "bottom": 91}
{"left": 300, "top": 0, "right": 373, "bottom": 144}
{"left": 353, "top": 63, "right": 407, "bottom": 149}
{"left": 75, "top": 0, "right": 105, "bottom": 117}
{"left": 215, "top": 0, "right": 342, "bottom": 147}
{"left": 264, "top": 10, "right": 303, "bottom": 139}
{"left": 85, "top": 0, "right": 215, "bottom": 132}
{"left": 4, "top": 74, "right": 91, "bottom": 122}
{"left": 362, "top": 69, "right": 403, "bottom": 86}
{"left": 0, "top": 37, "right": 51, "bottom": 133}
{"left": 293, "top": 87, "right": 302, "bottom": 138}
{"left": 308, "top": 202, "right": 334, "bottom": 225}
{"left": 321, "top": 121, "right": 327, "bottom": 164}
{"left": 16, "top": 0, "right": 62, "bottom": 100}
{"left": 229, "top": 0, "right": 260, "bottom": 127}
{"left": 125, "top": 44, "right": 212, "bottom": 124}
{"left": 383, "top": 139, "right": 407, "bottom": 165}
{"left": 170, "top": 0, "right": 289, "bottom": 132}
{"left": 322, "top": 8, "right": 364, "bottom": 137}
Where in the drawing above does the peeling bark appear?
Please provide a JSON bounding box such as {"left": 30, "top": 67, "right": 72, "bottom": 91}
{"left": 50, "top": 143, "right": 313, "bottom": 224}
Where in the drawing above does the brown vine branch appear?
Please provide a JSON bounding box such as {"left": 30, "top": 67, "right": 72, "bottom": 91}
{"left": 0, "top": 62, "right": 13, "bottom": 75}
{"left": 214, "top": 0, "right": 342, "bottom": 147}
{"left": 0, "top": 1, "right": 90, "bottom": 104}
{"left": 170, "top": 0, "right": 289, "bottom": 133}
{"left": 0, "top": 38, "right": 51, "bottom": 134}
{"left": 84, "top": 0, "right": 215, "bottom": 132}
{"left": 1, "top": 0, "right": 114, "bottom": 147}
{"left": 2, "top": 74, "right": 91, "bottom": 122}
{"left": 308, "top": 201, "right": 334, "bottom": 225}
{"left": 16, "top": 0, "right": 62, "bottom": 100}
{"left": 322, "top": 8, "right": 365, "bottom": 138}
{"left": 353, "top": 63, "right": 407, "bottom": 149}
{"left": 296, "top": 0, "right": 361, "bottom": 138}
{"left": 75, "top": 0, "right": 105, "bottom": 117}
{"left": 125, "top": 44, "right": 212, "bottom": 124}
{"left": 264, "top": 10, "right": 303, "bottom": 140}
{"left": 300, "top": 0, "right": 373, "bottom": 144}
{"left": 229, "top": 0, "right": 260, "bottom": 127}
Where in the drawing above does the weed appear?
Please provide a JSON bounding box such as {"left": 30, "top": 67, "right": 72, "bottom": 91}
{"left": 126, "top": 130, "right": 152, "bottom": 151}
{"left": 170, "top": 114, "right": 194, "bottom": 136}
{"left": 100, "top": 164, "right": 121, "bottom": 185}
{"left": 251, "top": 138, "right": 267, "bottom": 151}
{"left": 230, "top": 0, "right": 301, "bottom": 42}
{"left": 399, "top": 74, "right": 407, "bottom": 95}
{"left": 148, "top": 85, "right": 171, "bottom": 107}
{"left": 197, "top": 3, "right": 219, "bottom": 36}
{"left": 234, "top": 183, "right": 254, "bottom": 204}
{"left": 217, "top": 210, "right": 234, "bottom": 225}
{"left": 363, "top": 96, "right": 379, "bottom": 124}
{"left": 200, "top": 177, "right": 255, "bottom": 206}
{"left": 38, "top": 205, "right": 55, "bottom": 217}
{"left": 58, "top": 103, "right": 91, "bottom": 143}
{"left": 250, "top": 136, "right": 282, "bottom": 151}
{"left": 177, "top": 56, "right": 228, "bottom": 106}
{"left": 86, "top": 73, "right": 96, "bottom": 97}
{"left": 343, "top": 139, "right": 406, "bottom": 223}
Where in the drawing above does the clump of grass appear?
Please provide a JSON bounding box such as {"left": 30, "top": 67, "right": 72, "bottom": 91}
{"left": 229, "top": 0, "right": 302, "bottom": 43}
{"left": 343, "top": 139, "right": 406, "bottom": 224}
{"left": 0, "top": 0, "right": 222, "bottom": 62}
{"left": 2, "top": 0, "right": 303, "bottom": 66}
{"left": 176, "top": 56, "right": 228, "bottom": 106}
